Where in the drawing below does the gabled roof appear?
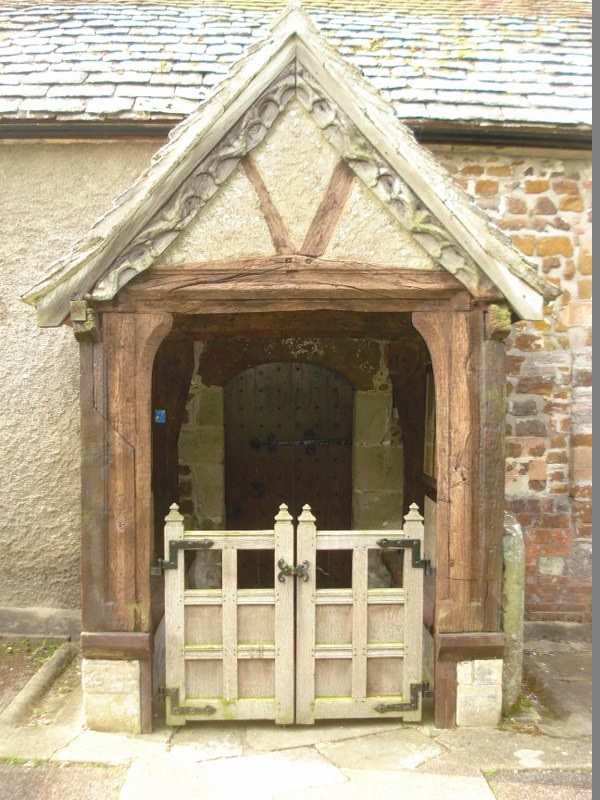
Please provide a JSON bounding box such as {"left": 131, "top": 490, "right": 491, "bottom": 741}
{"left": 22, "top": 3, "right": 559, "bottom": 326}
{"left": 0, "top": 0, "right": 591, "bottom": 135}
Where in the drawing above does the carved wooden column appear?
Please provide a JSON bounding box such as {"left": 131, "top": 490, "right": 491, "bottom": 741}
{"left": 413, "top": 305, "right": 506, "bottom": 727}
{"left": 78, "top": 310, "right": 172, "bottom": 733}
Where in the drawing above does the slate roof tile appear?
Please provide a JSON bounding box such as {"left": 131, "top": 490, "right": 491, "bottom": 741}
{"left": 0, "top": 0, "right": 591, "bottom": 131}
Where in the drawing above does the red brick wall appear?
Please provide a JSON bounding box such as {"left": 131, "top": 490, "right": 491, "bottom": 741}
{"left": 433, "top": 148, "right": 592, "bottom": 621}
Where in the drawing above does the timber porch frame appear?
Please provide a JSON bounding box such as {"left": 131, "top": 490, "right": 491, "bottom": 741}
{"left": 78, "top": 263, "right": 508, "bottom": 731}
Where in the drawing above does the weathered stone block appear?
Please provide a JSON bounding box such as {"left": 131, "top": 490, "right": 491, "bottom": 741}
{"left": 538, "top": 556, "right": 565, "bottom": 576}
{"left": 352, "top": 491, "right": 404, "bottom": 529}
{"left": 352, "top": 444, "right": 404, "bottom": 492}
{"left": 506, "top": 196, "right": 527, "bottom": 214}
{"left": 82, "top": 658, "right": 141, "bottom": 734}
{"left": 566, "top": 540, "right": 592, "bottom": 582}
{"left": 195, "top": 386, "right": 223, "bottom": 426}
{"left": 559, "top": 196, "right": 584, "bottom": 212}
{"left": 456, "top": 660, "right": 473, "bottom": 685}
{"left": 354, "top": 391, "right": 392, "bottom": 445}
{"left": 533, "top": 196, "right": 557, "bottom": 215}
{"left": 473, "top": 659, "right": 503, "bottom": 685}
{"left": 510, "top": 234, "right": 536, "bottom": 256}
{"left": 475, "top": 179, "right": 499, "bottom": 196}
{"left": 178, "top": 426, "right": 224, "bottom": 464}
{"left": 502, "top": 514, "right": 524, "bottom": 712}
{"left": 536, "top": 236, "right": 574, "bottom": 257}
{"left": 456, "top": 683, "right": 503, "bottom": 727}
{"left": 194, "top": 462, "right": 225, "bottom": 518}
{"left": 524, "top": 179, "right": 550, "bottom": 193}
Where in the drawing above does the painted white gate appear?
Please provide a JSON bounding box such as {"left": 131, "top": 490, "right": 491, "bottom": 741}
{"left": 163, "top": 502, "right": 426, "bottom": 725}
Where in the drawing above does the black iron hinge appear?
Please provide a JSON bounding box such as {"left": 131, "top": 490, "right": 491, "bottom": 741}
{"left": 151, "top": 538, "right": 214, "bottom": 575}
{"left": 375, "top": 682, "right": 430, "bottom": 713}
{"left": 376, "top": 537, "right": 435, "bottom": 575}
{"left": 165, "top": 688, "right": 216, "bottom": 716}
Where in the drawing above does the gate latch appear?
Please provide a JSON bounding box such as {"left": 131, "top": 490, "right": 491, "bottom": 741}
{"left": 277, "top": 559, "right": 310, "bottom": 583}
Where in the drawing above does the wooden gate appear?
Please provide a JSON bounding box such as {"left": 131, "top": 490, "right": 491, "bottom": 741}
{"left": 163, "top": 502, "right": 427, "bottom": 725}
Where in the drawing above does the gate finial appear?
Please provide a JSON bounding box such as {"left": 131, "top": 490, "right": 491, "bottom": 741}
{"left": 404, "top": 503, "right": 424, "bottom": 522}
{"left": 165, "top": 503, "right": 184, "bottom": 522}
{"left": 298, "top": 504, "right": 316, "bottom": 522}
{"left": 275, "top": 503, "right": 293, "bottom": 522}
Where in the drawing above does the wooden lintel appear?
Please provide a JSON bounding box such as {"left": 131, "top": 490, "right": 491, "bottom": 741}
{"left": 436, "top": 631, "right": 506, "bottom": 662}
{"left": 100, "top": 297, "right": 451, "bottom": 316}
{"left": 80, "top": 631, "right": 153, "bottom": 661}
{"left": 107, "top": 258, "right": 466, "bottom": 305}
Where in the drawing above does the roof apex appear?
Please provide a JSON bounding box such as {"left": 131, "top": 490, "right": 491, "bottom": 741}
{"left": 22, "top": 3, "right": 558, "bottom": 326}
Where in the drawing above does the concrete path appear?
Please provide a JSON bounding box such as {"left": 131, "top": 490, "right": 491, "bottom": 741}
{"left": 0, "top": 621, "right": 592, "bottom": 800}
{"left": 0, "top": 691, "right": 592, "bottom": 800}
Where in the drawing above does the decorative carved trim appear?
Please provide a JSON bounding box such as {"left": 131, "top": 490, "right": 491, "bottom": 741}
{"left": 296, "top": 67, "right": 497, "bottom": 298}
{"left": 89, "top": 64, "right": 524, "bottom": 305}
{"left": 91, "top": 65, "right": 296, "bottom": 301}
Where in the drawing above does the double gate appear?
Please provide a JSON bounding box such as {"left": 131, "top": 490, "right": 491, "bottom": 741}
{"left": 163, "top": 502, "right": 426, "bottom": 725}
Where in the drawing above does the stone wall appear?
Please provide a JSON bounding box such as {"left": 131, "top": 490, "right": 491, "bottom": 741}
{"left": 433, "top": 146, "right": 592, "bottom": 621}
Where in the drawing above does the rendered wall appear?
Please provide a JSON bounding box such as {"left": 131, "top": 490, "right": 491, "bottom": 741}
{"left": 0, "top": 140, "right": 159, "bottom": 610}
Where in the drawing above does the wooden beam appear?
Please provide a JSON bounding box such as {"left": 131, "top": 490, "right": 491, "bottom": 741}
{"left": 79, "top": 337, "right": 108, "bottom": 632}
{"left": 168, "top": 310, "right": 415, "bottom": 341}
{"left": 479, "top": 330, "right": 508, "bottom": 630}
{"left": 151, "top": 339, "right": 195, "bottom": 560}
{"left": 80, "top": 631, "right": 152, "bottom": 660}
{"left": 436, "top": 631, "right": 506, "bottom": 662}
{"left": 98, "top": 259, "right": 470, "bottom": 316}
{"left": 413, "top": 309, "right": 484, "bottom": 634}
{"left": 241, "top": 156, "right": 294, "bottom": 254}
{"left": 412, "top": 311, "right": 451, "bottom": 623}
{"left": 302, "top": 159, "right": 355, "bottom": 256}
{"left": 434, "top": 659, "right": 457, "bottom": 729}
{"left": 102, "top": 312, "right": 173, "bottom": 633}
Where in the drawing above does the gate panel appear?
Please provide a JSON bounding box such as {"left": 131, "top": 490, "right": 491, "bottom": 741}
{"left": 164, "top": 503, "right": 425, "bottom": 725}
{"left": 296, "top": 504, "right": 425, "bottom": 723}
{"left": 164, "top": 503, "right": 295, "bottom": 725}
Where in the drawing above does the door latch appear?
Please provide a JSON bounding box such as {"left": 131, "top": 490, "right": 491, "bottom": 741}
{"left": 277, "top": 559, "right": 310, "bottom": 583}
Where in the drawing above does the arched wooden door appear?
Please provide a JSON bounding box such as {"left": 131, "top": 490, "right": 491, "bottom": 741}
{"left": 224, "top": 362, "right": 353, "bottom": 587}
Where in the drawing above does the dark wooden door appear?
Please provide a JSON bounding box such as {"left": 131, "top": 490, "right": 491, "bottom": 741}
{"left": 225, "top": 362, "right": 353, "bottom": 587}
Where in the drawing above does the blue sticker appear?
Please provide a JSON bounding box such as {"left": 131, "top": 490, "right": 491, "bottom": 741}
{"left": 154, "top": 409, "right": 167, "bottom": 423}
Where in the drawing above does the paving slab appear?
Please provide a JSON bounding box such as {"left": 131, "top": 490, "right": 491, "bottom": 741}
{"left": 120, "top": 747, "right": 346, "bottom": 800}
{"left": 486, "top": 768, "right": 592, "bottom": 800}
{"left": 52, "top": 728, "right": 171, "bottom": 765}
{"left": 0, "top": 723, "right": 81, "bottom": 761}
{"left": 243, "top": 719, "right": 406, "bottom": 752}
{"left": 281, "top": 768, "right": 496, "bottom": 800}
{"left": 170, "top": 722, "right": 244, "bottom": 760}
{"left": 314, "top": 727, "right": 444, "bottom": 771}
{"left": 0, "top": 761, "right": 126, "bottom": 800}
{"left": 432, "top": 728, "right": 592, "bottom": 772}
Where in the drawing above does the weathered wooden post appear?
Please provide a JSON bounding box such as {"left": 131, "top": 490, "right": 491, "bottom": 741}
{"left": 274, "top": 503, "right": 295, "bottom": 724}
